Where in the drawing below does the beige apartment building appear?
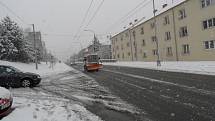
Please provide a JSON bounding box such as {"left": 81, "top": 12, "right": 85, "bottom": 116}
{"left": 111, "top": 0, "right": 215, "bottom": 61}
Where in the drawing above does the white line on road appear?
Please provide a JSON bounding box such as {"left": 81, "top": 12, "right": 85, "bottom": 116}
{"left": 103, "top": 69, "right": 215, "bottom": 96}
{"left": 114, "top": 78, "right": 147, "bottom": 90}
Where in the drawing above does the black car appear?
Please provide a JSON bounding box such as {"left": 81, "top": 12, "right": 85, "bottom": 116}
{"left": 0, "top": 65, "right": 41, "bottom": 88}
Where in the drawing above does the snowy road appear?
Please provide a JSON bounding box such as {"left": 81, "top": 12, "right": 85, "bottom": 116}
{"left": 36, "top": 70, "right": 149, "bottom": 121}
{"left": 72, "top": 64, "right": 215, "bottom": 121}
{"left": 3, "top": 69, "right": 148, "bottom": 121}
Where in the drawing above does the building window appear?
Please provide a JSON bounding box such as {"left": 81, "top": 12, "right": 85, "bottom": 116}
{"left": 167, "top": 47, "right": 173, "bottom": 56}
{"left": 182, "top": 44, "right": 190, "bottom": 54}
{"left": 213, "top": 18, "right": 215, "bottom": 26}
{"left": 115, "top": 38, "right": 118, "bottom": 43}
{"left": 121, "top": 45, "right": 124, "bottom": 50}
{"left": 179, "top": 26, "right": 188, "bottom": 37}
{"left": 152, "top": 49, "right": 158, "bottom": 56}
{"left": 128, "top": 52, "right": 131, "bottom": 56}
{"left": 133, "top": 41, "right": 136, "bottom": 47}
{"left": 142, "top": 39, "right": 146, "bottom": 46}
{"left": 164, "top": 15, "right": 170, "bottom": 25}
{"left": 127, "top": 42, "right": 130, "bottom": 47}
{"left": 165, "top": 32, "right": 171, "bottom": 40}
{"left": 111, "top": 40, "right": 114, "bottom": 45}
{"left": 204, "top": 40, "right": 215, "bottom": 49}
{"left": 201, "top": 0, "right": 213, "bottom": 8}
{"left": 151, "top": 22, "right": 155, "bottom": 29}
{"left": 203, "top": 20, "right": 208, "bottom": 29}
{"left": 132, "top": 31, "right": 136, "bottom": 39}
{"left": 125, "top": 32, "right": 129, "bottom": 37}
{"left": 178, "top": 9, "right": 186, "bottom": 20}
{"left": 143, "top": 52, "right": 147, "bottom": 58}
{"left": 121, "top": 35, "right": 123, "bottom": 41}
{"left": 208, "top": 19, "right": 213, "bottom": 27}
{"left": 203, "top": 18, "right": 215, "bottom": 29}
{"left": 152, "top": 36, "right": 157, "bottom": 42}
{"left": 122, "top": 53, "right": 125, "bottom": 59}
{"left": 140, "top": 27, "right": 144, "bottom": 35}
{"left": 117, "top": 54, "right": 120, "bottom": 58}
{"left": 116, "top": 46, "right": 119, "bottom": 50}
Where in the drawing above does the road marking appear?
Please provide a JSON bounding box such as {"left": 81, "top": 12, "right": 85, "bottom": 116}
{"left": 103, "top": 69, "right": 215, "bottom": 96}
{"left": 114, "top": 78, "right": 147, "bottom": 90}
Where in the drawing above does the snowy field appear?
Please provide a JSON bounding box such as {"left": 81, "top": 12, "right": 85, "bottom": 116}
{"left": 0, "top": 60, "right": 73, "bottom": 77}
{"left": 103, "top": 61, "right": 215, "bottom": 75}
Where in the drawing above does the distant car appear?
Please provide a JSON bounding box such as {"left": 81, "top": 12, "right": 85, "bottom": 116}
{"left": 0, "top": 65, "right": 41, "bottom": 88}
{"left": 0, "top": 87, "right": 13, "bottom": 118}
{"left": 70, "top": 62, "right": 76, "bottom": 66}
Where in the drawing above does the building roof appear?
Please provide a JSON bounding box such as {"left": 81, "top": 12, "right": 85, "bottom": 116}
{"left": 111, "top": 0, "right": 188, "bottom": 39}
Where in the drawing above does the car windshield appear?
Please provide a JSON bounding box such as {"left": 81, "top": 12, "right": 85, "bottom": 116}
{"left": 9, "top": 66, "right": 22, "bottom": 72}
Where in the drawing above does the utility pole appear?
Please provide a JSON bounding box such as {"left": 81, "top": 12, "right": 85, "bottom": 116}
{"left": 84, "top": 29, "right": 97, "bottom": 53}
{"left": 153, "top": 0, "right": 161, "bottom": 66}
{"left": 32, "top": 24, "right": 38, "bottom": 70}
{"left": 171, "top": 0, "right": 179, "bottom": 61}
{"left": 128, "top": 28, "right": 134, "bottom": 61}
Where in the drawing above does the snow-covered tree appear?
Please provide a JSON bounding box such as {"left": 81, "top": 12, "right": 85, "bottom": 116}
{"left": 0, "top": 16, "right": 35, "bottom": 62}
{"left": 0, "top": 18, "right": 18, "bottom": 61}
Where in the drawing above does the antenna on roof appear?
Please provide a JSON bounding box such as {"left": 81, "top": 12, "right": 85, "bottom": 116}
{"left": 162, "top": 4, "right": 167, "bottom": 8}
{"left": 162, "top": 0, "right": 168, "bottom": 8}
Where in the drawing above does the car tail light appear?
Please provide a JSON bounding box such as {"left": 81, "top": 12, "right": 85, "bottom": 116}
{"left": 0, "top": 99, "right": 9, "bottom": 106}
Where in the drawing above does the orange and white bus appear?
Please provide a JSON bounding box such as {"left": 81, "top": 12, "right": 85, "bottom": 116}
{"left": 84, "top": 54, "right": 102, "bottom": 71}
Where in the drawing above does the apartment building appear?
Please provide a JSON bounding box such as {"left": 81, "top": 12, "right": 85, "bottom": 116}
{"left": 111, "top": 0, "right": 215, "bottom": 61}
{"left": 25, "top": 31, "right": 47, "bottom": 61}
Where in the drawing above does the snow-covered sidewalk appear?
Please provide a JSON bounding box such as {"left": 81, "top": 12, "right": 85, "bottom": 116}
{"left": 3, "top": 88, "right": 102, "bottom": 121}
{"left": 0, "top": 60, "right": 73, "bottom": 77}
{"left": 103, "top": 61, "right": 215, "bottom": 75}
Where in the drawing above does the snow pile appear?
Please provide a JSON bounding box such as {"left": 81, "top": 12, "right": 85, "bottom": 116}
{"left": 2, "top": 96, "right": 102, "bottom": 121}
{"left": 0, "top": 87, "right": 11, "bottom": 99}
{"left": 104, "top": 61, "right": 215, "bottom": 75}
{"left": 0, "top": 60, "right": 72, "bottom": 76}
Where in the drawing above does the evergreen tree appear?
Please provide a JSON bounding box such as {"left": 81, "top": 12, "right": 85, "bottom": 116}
{"left": 0, "top": 16, "right": 35, "bottom": 62}
{"left": 0, "top": 17, "right": 18, "bottom": 61}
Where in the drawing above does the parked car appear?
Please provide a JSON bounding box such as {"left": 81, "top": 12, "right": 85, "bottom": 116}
{"left": 0, "top": 87, "right": 13, "bottom": 118}
{"left": 0, "top": 65, "right": 41, "bottom": 88}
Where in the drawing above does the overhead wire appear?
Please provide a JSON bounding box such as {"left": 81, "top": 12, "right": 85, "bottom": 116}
{"left": 105, "top": 0, "right": 151, "bottom": 33}
{"left": 73, "top": 0, "right": 94, "bottom": 41}
{"left": 85, "top": 0, "right": 105, "bottom": 27}
{"left": 119, "top": 0, "right": 152, "bottom": 26}
{"left": 0, "top": 1, "right": 28, "bottom": 25}
{"left": 73, "top": 0, "right": 105, "bottom": 53}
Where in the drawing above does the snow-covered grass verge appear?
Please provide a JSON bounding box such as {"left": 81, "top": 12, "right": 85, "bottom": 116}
{"left": 0, "top": 60, "right": 73, "bottom": 77}
{"left": 2, "top": 89, "right": 102, "bottom": 121}
{"left": 103, "top": 61, "right": 215, "bottom": 75}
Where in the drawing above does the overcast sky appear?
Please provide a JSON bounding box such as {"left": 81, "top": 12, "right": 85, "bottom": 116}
{"left": 0, "top": 0, "right": 183, "bottom": 61}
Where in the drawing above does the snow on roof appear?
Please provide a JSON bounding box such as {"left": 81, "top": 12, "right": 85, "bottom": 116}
{"left": 111, "top": 0, "right": 187, "bottom": 38}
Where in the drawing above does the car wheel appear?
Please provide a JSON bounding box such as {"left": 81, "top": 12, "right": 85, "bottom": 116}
{"left": 21, "top": 79, "right": 31, "bottom": 87}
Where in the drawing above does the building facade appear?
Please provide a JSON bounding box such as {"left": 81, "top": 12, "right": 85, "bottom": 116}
{"left": 25, "top": 31, "right": 47, "bottom": 61}
{"left": 75, "top": 36, "right": 112, "bottom": 60}
{"left": 111, "top": 0, "right": 215, "bottom": 61}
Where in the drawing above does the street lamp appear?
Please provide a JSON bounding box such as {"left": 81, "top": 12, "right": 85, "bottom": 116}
{"left": 152, "top": 0, "right": 161, "bottom": 66}
{"left": 128, "top": 23, "right": 135, "bottom": 61}
{"left": 31, "top": 24, "right": 38, "bottom": 70}
{"left": 84, "top": 29, "right": 97, "bottom": 53}
{"left": 84, "top": 29, "right": 96, "bottom": 39}
{"left": 127, "top": 18, "right": 144, "bottom": 61}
